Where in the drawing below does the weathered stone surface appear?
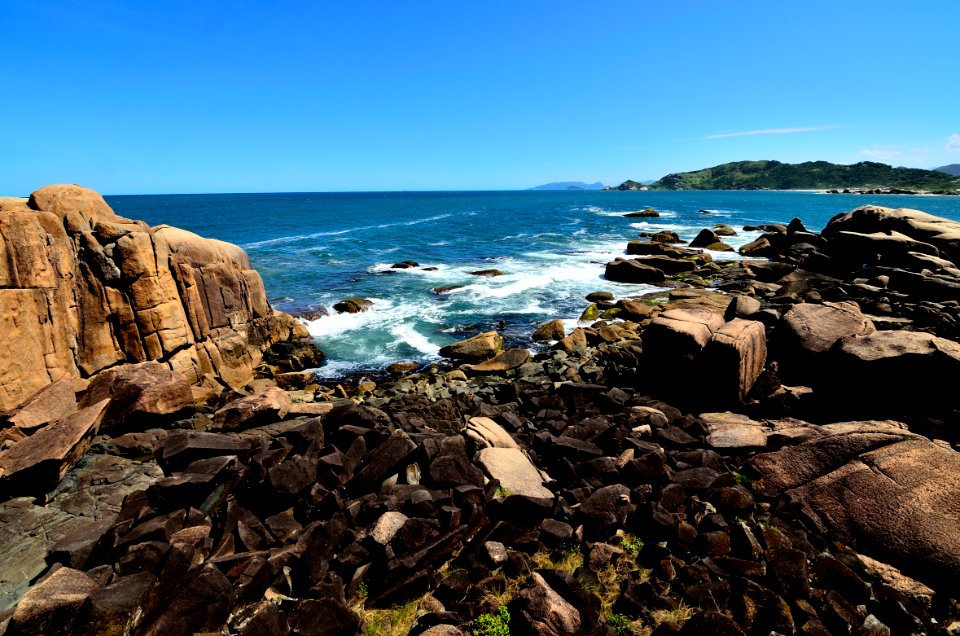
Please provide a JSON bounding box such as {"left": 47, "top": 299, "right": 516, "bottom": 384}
{"left": 6, "top": 566, "right": 100, "bottom": 635}
{"left": 465, "top": 417, "right": 519, "bottom": 449}
{"left": 750, "top": 433, "right": 960, "bottom": 587}
{"left": 644, "top": 308, "right": 725, "bottom": 355}
{"left": 79, "top": 572, "right": 156, "bottom": 636}
{"left": 823, "top": 205, "right": 960, "bottom": 262}
{"left": 0, "top": 185, "right": 316, "bottom": 414}
{"left": 79, "top": 361, "right": 194, "bottom": 429}
{"left": 28, "top": 184, "right": 120, "bottom": 223}
{"left": 513, "top": 572, "right": 581, "bottom": 636}
{"left": 6, "top": 377, "right": 87, "bottom": 432}
{"left": 701, "top": 412, "right": 768, "bottom": 449}
{"left": 604, "top": 257, "right": 666, "bottom": 284}
{"left": 466, "top": 348, "right": 530, "bottom": 374}
{"left": 532, "top": 319, "right": 566, "bottom": 342}
{"left": 0, "top": 453, "right": 162, "bottom": 614}
{"left": 704, "top": 318, "right": 767, "bottom": 403}
{"left": 555, "top": 327, "right": 588, "bottom": 354}
{"left": 0, "top": 399, "right": 109, "bottom": 496}
{"left": 438, "top": 331, "right": 503, "bottom": 361}
{"left": 478, "top": 447, "right": 552, "bottom": 500}
{"left": 823, "top": 330, "right": 960, "bottom": 414}
{"left": 211, "top": 387, "right": 292, "bottom": 431}
{"left": 781, "top": 301, "right": 875, "bottom": 355}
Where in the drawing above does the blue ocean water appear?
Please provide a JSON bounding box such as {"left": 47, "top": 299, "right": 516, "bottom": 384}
{"left": 106, "top": 191, "right": 960, "bottom": 378}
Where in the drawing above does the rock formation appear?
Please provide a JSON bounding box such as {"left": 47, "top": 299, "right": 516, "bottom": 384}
{"left": 0, "top": 185, "right": 313, "bottom": 413}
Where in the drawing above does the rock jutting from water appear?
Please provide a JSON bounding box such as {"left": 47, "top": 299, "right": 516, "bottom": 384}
{"left": 1, "top": 191, "right": 960, "bottom": 635}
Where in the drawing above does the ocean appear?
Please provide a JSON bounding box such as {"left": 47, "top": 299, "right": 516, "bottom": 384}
{"left": 106, "top": 190, "right": 960, "bottom": 379}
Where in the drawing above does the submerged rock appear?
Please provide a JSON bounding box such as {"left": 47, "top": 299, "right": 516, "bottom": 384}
{"left": 333, "top": 297, "right": 373, "bottom": 313}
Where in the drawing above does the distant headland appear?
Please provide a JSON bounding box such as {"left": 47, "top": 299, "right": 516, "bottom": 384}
{"left": 527, "top": 181, "right": 606, "bottom": 191}
{"left": 607, "top": 160, "right": 960, "bottom": 194}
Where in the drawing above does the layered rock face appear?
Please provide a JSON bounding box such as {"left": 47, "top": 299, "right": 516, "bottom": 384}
{"left": 0, "top": 185, "right": 310, "bottom": 412}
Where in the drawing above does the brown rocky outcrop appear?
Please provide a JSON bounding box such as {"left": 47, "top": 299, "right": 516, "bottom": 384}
{"left": 0, "top": 185, "right": 314, "bottom": 413}
{"left": 642, "top": 308, "right": 766, "bottom": 407}
{"left": 750, "top": 432, "right": 960, "bottom": 588}
{"left": 823, "top": 204, "right": 960, "bottom": 261}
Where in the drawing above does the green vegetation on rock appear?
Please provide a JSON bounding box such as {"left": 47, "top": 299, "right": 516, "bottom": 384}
{"left": 645, "top": 160, "right": 960, "bottom": 192}
{"left": 473, "top": 605, "right": 511, "bottom": 636}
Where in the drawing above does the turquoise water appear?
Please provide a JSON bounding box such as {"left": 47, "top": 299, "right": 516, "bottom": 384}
{"left": 107, "top": 190, "right": 960, "bottom": 377}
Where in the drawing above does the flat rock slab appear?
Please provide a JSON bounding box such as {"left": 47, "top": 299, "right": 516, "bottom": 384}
{"left": 7, "top": 377, "right": 87, "bottom": 433}
{"left": 211, "top": 387, "right": 291, "bottom": 431}
{"left": 749, "top": 432, "right": 960, "bottom": 588}
{"left": 465, "top": 417, "right": 519, "bottom": 449}
{"left": 466, "top": 348, "right": 530, "bottom": 374}
{"left": 0, "top": 398, "right": 109, "bottom": 497}
{"left": 700, "top": 412, "right": 768, "bottom": 449}
{"left": 0, "top": 453, "right": 161, "bottom": 614}
{"left": 478, "top": 447, "right": 553, "bottom": 500}
{"left": 781, "top": 301, "right": 875, "bottom": 355}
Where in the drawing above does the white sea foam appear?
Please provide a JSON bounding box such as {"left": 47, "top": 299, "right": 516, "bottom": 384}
{"left": 389, "top": 323, "right": 441, "bottom": 356}
{"left": 245, "top": 213, "right": 453, "bottom": 250}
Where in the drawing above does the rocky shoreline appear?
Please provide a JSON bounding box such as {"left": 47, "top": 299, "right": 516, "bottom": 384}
{"left": 1, "top": 187, "right": 959, "bottom": 635}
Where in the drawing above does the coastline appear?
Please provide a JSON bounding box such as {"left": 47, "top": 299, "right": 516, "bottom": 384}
{"left": 2, "top": 187, "right": 960, "bottom": 634}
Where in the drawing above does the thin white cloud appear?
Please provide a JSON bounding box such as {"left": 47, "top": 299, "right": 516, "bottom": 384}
{"left": 947, "top": 133, "right": 960, "bottom": 154}
{"left": 856, "top": 145, "right": 932, "bottom": 167}
{"left": 704, "top": 126, "right": 838, "bottom": 140}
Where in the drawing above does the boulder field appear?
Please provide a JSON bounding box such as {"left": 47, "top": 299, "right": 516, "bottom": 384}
{"left": 1, "top": 194, "right": 960, "bottom": 635}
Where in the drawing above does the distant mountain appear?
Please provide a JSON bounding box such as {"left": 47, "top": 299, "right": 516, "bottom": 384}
{"left": 528, "top": 181, "right": 605, "bottom": 191}
{"left": 934, "top": 164, "right": 960, "bottom": 177}
{"left": 646, "top": 160, "right": 960, "bottom": 192}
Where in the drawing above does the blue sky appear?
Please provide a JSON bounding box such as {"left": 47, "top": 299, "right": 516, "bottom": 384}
{"left": 2, "top": 1, "right": 958, "bottom": 194}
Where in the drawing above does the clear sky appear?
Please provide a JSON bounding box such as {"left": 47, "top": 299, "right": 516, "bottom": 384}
{"left": 2, "top": 0, "right": 958, "bottom": 194}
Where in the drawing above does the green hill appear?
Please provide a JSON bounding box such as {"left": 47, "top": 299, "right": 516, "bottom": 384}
{"left": 647, "top": 160, "right": 960, "bottom": 192}
{"left": 934, "top": 163, "right": 960, "bottom": 177}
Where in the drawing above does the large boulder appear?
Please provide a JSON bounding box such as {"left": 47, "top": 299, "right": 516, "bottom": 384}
{"left": 604, "top": 258, "right": 666, "bottom": 284}
{"left": 78, "top": 361, "right": 195, "bottom": 430}
{"left": 819, "top": 330, "right": 960, "bottom": 416}
{"left": 6, "top": 566, "right": 100, "bottom": 635}
{"left": 778, "top": 301, "right": 875, "bottom": 380}
{"left": 439, "top": 331, "right": 503, "bottom": 362}
{"left": 749, "top": 431, "right": 960, "bottom": 589}
{"left": 464, "top": 348, "right": 530, "bottom": 374}
{"left": 643, "top": 310, "right": 766, "bottom": 407}
{"left": 478, "top": 447, "right": 553, "bottom": 500}
{"left": 823, "top": 205, "right": 960, "bottom": 263}
{"left": 704, "top": 319, "right": 767, "bottom": 403}
{"left": 532, "top": 319, "right": 565, "bottom": 342}
{"left": 211, "top": 387, "right": 292, "bottom": 431}
{"left": 0, "top": 185, "right": 316, "bottom": 413}
{"left": 0, "top": 399, "right": 109, "bottom": 498}
{"left": 512, "top": 572, "right": 581, "bottom": 636}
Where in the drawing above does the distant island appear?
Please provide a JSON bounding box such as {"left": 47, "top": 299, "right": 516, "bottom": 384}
{"left": 599, "top": 179, "right": 656, "bottom": 191}
{"left": 935, "top": 163, "right": 960, "bottom": 177}
{"left": 528, "top": 181, "right": 605, "bottom": 191}
{"left": 610, "top": 160, "right": 960, "bottom": 193}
